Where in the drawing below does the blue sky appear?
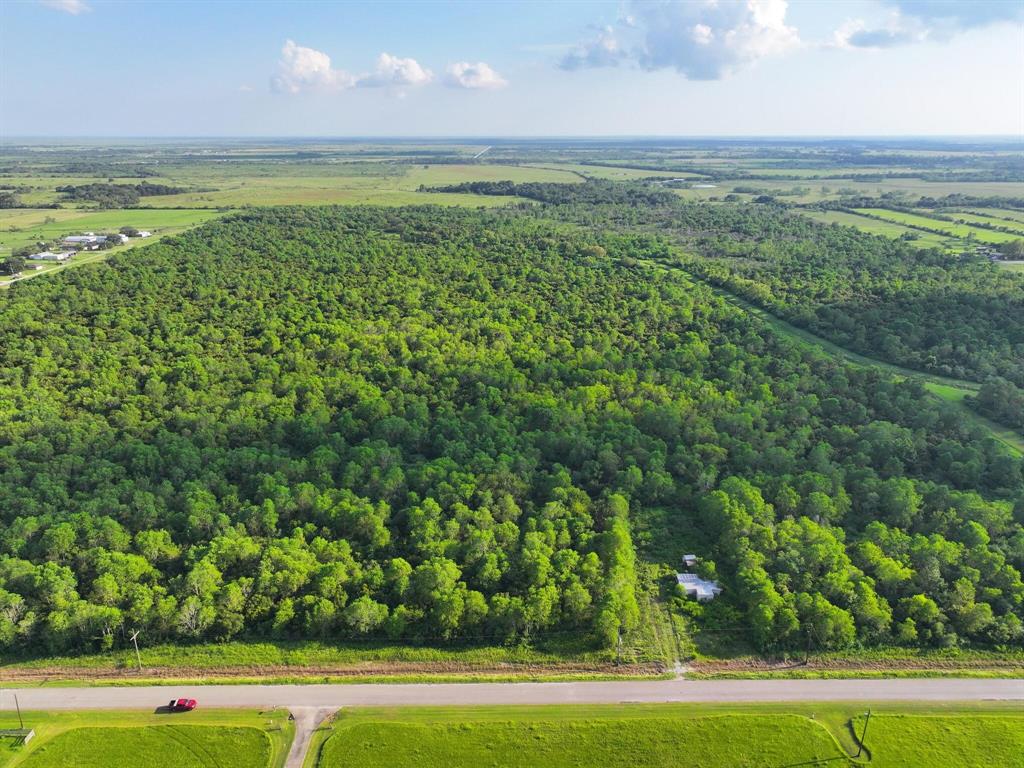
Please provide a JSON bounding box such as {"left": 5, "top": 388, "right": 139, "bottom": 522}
{"left": 1, "top": 0, "right": 1022, "bottom": 136}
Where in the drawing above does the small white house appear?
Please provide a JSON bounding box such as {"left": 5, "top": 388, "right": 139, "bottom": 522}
{"left": 137, "top": 231, "right": 152, "bottom": 238}
{"left": 683, "top": 554, "right": 699, "bottom": 568}
{"left": 677, "top": 572, "right": 722, "bottom": 602}
{"left": 30, "top": 251, "right": 73, "bottom": 262}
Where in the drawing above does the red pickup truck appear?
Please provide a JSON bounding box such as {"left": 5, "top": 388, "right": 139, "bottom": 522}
{"left": 168, "top": 698, "right": 197, "bottom": 712}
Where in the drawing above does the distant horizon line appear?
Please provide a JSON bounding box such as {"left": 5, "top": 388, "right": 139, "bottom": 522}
{"left": 3, "top": 134, "right": 1022, "bottom": 143}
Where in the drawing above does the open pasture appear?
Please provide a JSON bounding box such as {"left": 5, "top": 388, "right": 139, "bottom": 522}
{"left": 800, "top": 209, "right": 952, "bottom": 248}
{"left": 2, "top": 162, "right": 574, "bottom": 210}
{"left": 856, "top": 208, "right": 1020, "bottom": 243}
{"left": 0, "top": 208, "right": 223, "bottom": 255}
{"left": 946, "top": 210, "right": 1024, "bottom": 234}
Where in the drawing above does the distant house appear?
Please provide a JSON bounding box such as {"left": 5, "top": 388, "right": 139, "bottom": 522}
{"left": 682, "top": 554, "right": 699, "bottom": 569}
{"left": 63, "top": 235, "right": 99, "bottom": 246}
{"left": 137, "top": 231, "right": 152, "bottom": 238}
{"left": 30, "top": 251, "right": 73, "bottom": 261}
{"left": 677, "top": 572, "right": 722, "bottom": 602}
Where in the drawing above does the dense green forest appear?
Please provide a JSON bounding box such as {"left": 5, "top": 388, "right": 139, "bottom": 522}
{"left": 0, "top": 207, "right": 1022, "bottom": 658}
{"left": 450, "top": 181, "right": 1024, "bottom": 388}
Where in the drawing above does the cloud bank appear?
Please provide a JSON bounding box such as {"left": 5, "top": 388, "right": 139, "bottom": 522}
{"left": 835, "top": 0, "right": 1024, "bottom": 50}
{"left": 561, "top": 0, "right": 800, "bottom": 80}
{"left": 272, "top": 42, "right": 504, "bottom": 94}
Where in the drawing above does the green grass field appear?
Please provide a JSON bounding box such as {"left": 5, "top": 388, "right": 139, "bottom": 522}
{"left": 311, "top": 703, "right": 1024, "bottom": 768}
{"left": 15, "top": 726, "right": 269, "bottom": 768}
{"left": 945, "top": 210, "right": 1024, "bottom": 235}
{"left": 800, "top": 209, "right": 951, "bottom": 248}
{"left": 857, "top": 208, "right": 1020, "bottom": 244}
{"left": 2, "top": 163, "right": 570, "bottom": 210}
{"left": 0, "top": 208, "right": 223, "bottom": 254}
{"left": 855, "top": 714, "right": 1024, "bottom": 767}
{"left": 0, "top": 709, "right": 292, "bottom": 768}
{"left": 964, "top": 207, "right": 1024, "bottom": 225}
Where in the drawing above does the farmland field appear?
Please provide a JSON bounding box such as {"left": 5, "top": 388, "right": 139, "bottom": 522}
{"left": 967, "top": 207, "right": 1024, "bottom": 224}
{"left": 856, "top": 208, "right": 1020, "bottom": 243}
{"left": 313, "top": 704, "right": 1024, "bottom": 768}
{"left": 945, "top": 210, "right": 1024, "bottom": 234}
{"left": 799, "top": 209, "right": 952, "bottom": 247}
{"left": 0, "top": 208, "right": 224, "bottom": 255}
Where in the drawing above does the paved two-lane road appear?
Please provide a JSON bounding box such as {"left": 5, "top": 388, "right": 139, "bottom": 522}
{"left": 4, "top": 678, "right": 1023, "bottom": 711}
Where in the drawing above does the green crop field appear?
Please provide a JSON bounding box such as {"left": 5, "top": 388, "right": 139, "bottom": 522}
{"left": 970, "top": 207, "right": 1024, "bottom": 224}
{"left": 311, "top": 704, "right": 1024, "bottom": 768}
{"left": 0, "top": 709, "right": 292, "bottom": 768}
{"left": 857, "top": 208, "right": 1020, "bottom": 243}
{"left": 946, "top": 210, "right": 1024, "bottom": 234}
{"left": 800, "top": 209, "right": 952, "bottom": 247}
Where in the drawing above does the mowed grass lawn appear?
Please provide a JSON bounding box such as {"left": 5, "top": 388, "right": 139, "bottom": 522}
{"left": 0, "top": 709, "right": 291, "bottom": 768}
{"left": 320, "top": 715, "right": 842, "bottom": 768}
{"left": 313, "top": 704, "right": 1024, "bottom": 768}
{"left": 856, "top": 208, "right": 1019, "bottom": 244}
{"left": 14, "top": 726, "right": 269, "bottom": 768}
{"left": 858, "top": 714, "right": 1024, "bottom": 768}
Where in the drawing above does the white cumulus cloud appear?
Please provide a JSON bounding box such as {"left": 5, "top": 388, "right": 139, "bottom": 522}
{"left": 358, "top": 53, "right": 433, "bottom": 88}
{"left": 40, "top": 0, "right": 90, "bottom": 14}
{"left": 271, "top": 40, "right": 356, "bottom": 93}
{"left": 445, "top": 61, "right": 508, "bottom": 90}
{"left": 271, "top": 43, "right": 434, "bottom": 95}
{"left": 561, "top": 0, "right": 800, "bottom": 80}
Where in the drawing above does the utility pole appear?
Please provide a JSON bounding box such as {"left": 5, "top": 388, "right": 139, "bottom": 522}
{"left": 856, "top": 709, "right": 871, "bottom": 758}
{"left": 129, "top": 630, "right": 142, "bottom": 672}
{"left": 14, "top": 694, "right": 23, "bottom": 730}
